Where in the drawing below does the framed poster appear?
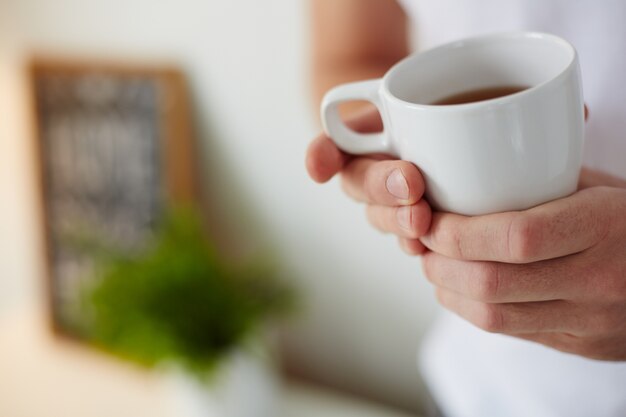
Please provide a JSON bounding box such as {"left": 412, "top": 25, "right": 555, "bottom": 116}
{"left": 30, "top": 58, "right": 199, "bottom": 336}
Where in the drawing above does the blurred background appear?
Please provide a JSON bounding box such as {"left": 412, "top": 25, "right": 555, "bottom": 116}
{"left": 0, "top": 0, "right": 439, "bottom": 415}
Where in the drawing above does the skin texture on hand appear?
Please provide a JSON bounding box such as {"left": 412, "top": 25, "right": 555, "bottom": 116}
{"left": 420, "top": 184, "right": 626, "bottom": 361}
{"left": 306, "top": 108, "right": 626, "bottom": 361}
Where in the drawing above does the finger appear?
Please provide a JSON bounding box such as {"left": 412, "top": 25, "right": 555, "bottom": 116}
{"left": 398, "top": 238, "right": 427, "bottom": 256}
{"left": 434, "top": 287, "right": 578, "bottom": 334}
{"left": 341, "top": 159, "right": 425, "bottom": 205}
{"left": 421, "top": 187, "right": 609, "bottom": 263}
{"left": 422, "top": 252, "right": 588, "bottom": 303}
{"left": 366, "top": 200, "right": 431, "bottom": 238}
{"left": 305, "top": 107, "right": 384, "bottom": 183}
{"left": 306, "top": 135, "right": 351, "bottom": 183}
{"left": 343, "top": 106, "right": 384, "bottom": 133}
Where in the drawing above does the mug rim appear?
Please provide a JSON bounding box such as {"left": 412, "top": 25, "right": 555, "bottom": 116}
{"left": 382, "top": 31, "right": 578, "bottom": 110}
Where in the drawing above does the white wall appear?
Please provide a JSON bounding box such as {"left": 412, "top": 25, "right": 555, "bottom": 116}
{"left": 0, "top": 0, "right": 438, "bottom": 412}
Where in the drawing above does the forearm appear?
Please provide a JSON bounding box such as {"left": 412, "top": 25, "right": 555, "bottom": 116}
{"left": 312, "top": 60, "right": 396, "bottom": 117}
{"left": 310, "top": 0, "right": 409, "bottom": 117}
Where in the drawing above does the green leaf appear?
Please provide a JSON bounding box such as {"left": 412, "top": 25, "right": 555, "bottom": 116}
{"left": 78, "top": 207, "right": 294, "bottom": 378}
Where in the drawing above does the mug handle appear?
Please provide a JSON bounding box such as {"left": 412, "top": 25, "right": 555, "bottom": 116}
{"left": 321, "top": 79, "right": 394, "bottom": 155}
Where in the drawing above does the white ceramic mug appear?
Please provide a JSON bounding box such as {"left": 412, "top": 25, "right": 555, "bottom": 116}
{"left": 321, "top": 32, "right": 585, "bottom": 216}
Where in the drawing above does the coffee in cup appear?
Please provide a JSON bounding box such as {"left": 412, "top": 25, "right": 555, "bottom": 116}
{"left": 430, "top": 85, "right": 529, "bottom": 105}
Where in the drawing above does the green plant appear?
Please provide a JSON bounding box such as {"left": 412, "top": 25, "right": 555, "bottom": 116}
{"left": 80, "top": 208, "right": 293, "bottom": 379}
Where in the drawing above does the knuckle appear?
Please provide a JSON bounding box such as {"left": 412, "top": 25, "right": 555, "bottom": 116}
{"left": 507, "top": 215, "right": 541, "bottom": 262}
{"left": 432, "top": 223, "right": 464, "bottom": 258}
{"left": 475, "top": 303, "right": 505, "bottom": 333}
{"left": 472, "top": 263, "right": 501, "bottom": 302}
{"left": 451, "top": 228, "right": 467, "bottom": 259}
{"left": 590, "top": 311, "right": 621, "bottom": 335}
{"left": 602, "top": 268, "right": 626, "bottom": 302}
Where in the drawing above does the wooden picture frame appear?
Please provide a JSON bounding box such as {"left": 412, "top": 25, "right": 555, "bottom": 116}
{"left": 30, "top": 58, "right": 199, "bottom": 336}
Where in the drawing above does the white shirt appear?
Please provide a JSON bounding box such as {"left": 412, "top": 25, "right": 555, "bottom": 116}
{"left": 396, "top": 1, "right": 626, "bottom": 416}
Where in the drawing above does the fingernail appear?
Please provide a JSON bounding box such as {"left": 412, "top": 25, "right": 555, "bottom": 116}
{"left": 386, "top": 169, "right": 409, "bottom": 200}
{"left": 397, "top": 206, "right": 412, "bottom": 231}
{"left": 420, "top": 234, "right": 432, "bottom": 247}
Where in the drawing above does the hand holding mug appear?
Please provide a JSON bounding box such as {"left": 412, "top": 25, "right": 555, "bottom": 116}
{"left": 307, "top": 32, "right": 626, "bottom": 360}
{"left": 309, "top": 31, "right": 587, "bottom": 257}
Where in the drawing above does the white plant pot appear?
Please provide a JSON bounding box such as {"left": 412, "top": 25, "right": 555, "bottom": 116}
{"left": 163, "top": 348, "right": 280, "bottom": 417}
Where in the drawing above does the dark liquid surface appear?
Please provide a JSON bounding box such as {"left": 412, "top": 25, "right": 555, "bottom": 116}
{"left": 431, "top": 85, "right": 529, "bottom": 105}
